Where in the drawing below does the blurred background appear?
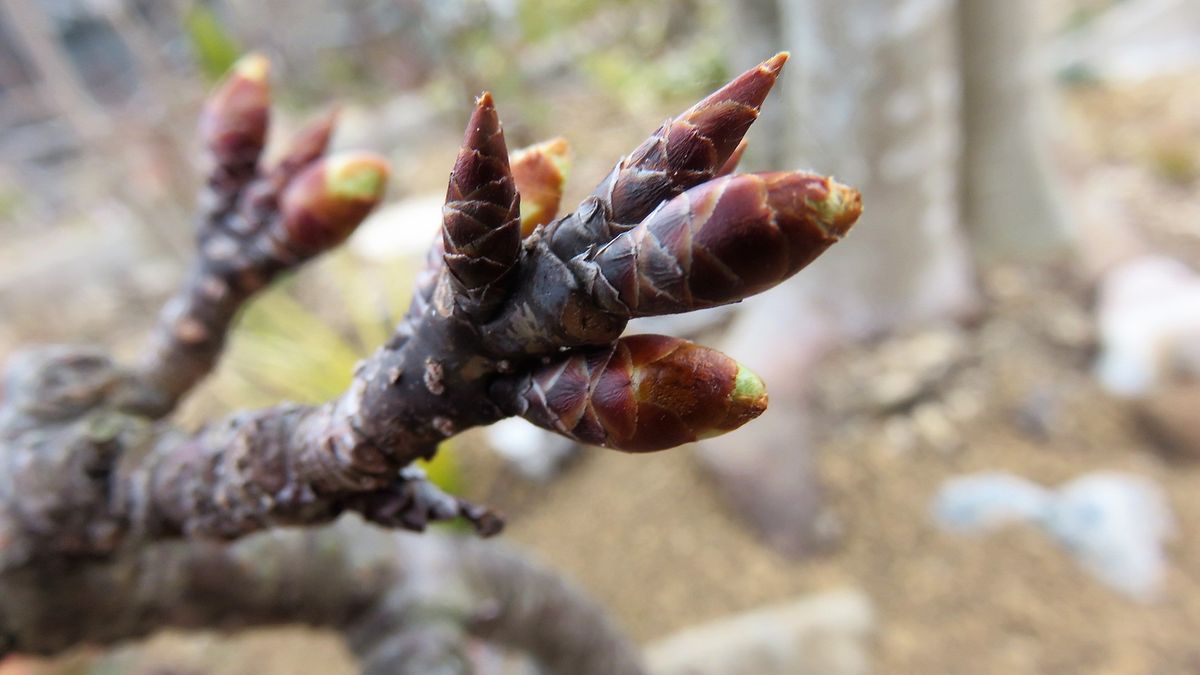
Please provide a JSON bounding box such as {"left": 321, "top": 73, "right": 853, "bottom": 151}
{"left": 1, "top": 0, "right": 1200, "bottom": 673}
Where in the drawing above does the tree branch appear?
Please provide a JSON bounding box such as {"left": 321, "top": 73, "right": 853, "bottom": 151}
{"left": 0, "top": 520, "right": 642, "bottom": 675}
{"left": 129, "top": 56, "right": 381, "bottom": 417}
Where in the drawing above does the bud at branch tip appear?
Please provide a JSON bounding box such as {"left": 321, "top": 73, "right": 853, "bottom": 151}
{"left": 231, "top": 52, "right": 270, "bottom": 83}
{"left": 326, "top": 153, "right": 389, "bottom": 201}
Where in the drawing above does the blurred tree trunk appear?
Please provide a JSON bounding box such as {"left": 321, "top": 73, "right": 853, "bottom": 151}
{"left": 959, "top": 0, "right": 1070, "bottom": 259}
{"left": 731, "top": 0, "right": 980, "bottom": 337}
{"left": 708, "top": 0, "right": 1067, "bottom": 556}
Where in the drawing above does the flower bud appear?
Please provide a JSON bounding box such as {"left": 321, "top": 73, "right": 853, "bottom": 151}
{"left": 511, "top": 137, "right": 570, "bottom": 236}
{"left": 591, "top": 171, "right": 862, "bottom": 316}
{"left": 199, "top": 53, "right": 271, "bottom": 168}
{"left": 277, "top": 152, "right": 389, "bottom": 254}
{"left": 547, "top": 53, "right": 788, "bottom": 258}
{"left": 515, "top": 335, "right": 768, "bottom": 452}
{"left": 270, "top": 107, "right": 339, "bottom": 186}
{"left": 599, "top": 52, "right": 789, "bottom": 226}
{"left": 442, "top": 92, "right": 521, "bottom": 313}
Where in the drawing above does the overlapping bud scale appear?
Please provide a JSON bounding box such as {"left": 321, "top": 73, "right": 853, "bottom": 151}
{"left": 598, "top": 52, "right": 788, "bottom": 227}
{"left": 516, "top": 335, "right": 768, "bottom": 452}
{"left": 441, "top": 93, "right": 521, "bottom": 313}
{"left": 586, "top": 171, "right": 862, "bottom": 317}
{"left": 277, "top": 153, "right": 390, "bottom": 255}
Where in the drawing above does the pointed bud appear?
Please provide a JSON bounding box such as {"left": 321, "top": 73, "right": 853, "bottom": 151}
{"left": 590, "top": 171, "right": 862, "bottom": 317}
{"left": 599, "top": 52, "right": 788, "bottom": 226}
{"left": 511, "top": 137, "right": 571, "bottom": 237}
{"left": 547, "top": 53, "right": 788, "bottom": 258}
{"left": 270, "top": 107, "right": 339, "bottom": 186}
{"left": 199, "top": 53, "right": 272, "bottom": 168}
{"left": 513, "top": 335, "right": 768, "bottom": 452}
{"left": 442, "top": 93, "right": 521, "bottom": 314}
{"left": 715, "top": 139, "right": 748, "bottom": 177}
{"left": 277, "top": 152, "right": 389, "bottom": 254}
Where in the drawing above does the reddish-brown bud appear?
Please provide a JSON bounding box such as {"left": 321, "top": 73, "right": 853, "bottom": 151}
{"left": 514, "top": 335, "right": 768, "bottom": 452}
{"left": 277, "top": 152, "right": 389, "bottom": 254}
{"left": 544, "top": 54, "right": 788, "bottom": 260}
{"left": 270, "top": 107, "right": 339, "bottom": 187}
{"left": 588, "top": 171, "right": 862, "bottom": 316}
{"left": 199, "top": 53, "right": 271, "bottom": 168}
{"left": 511, "top": 137, "right": 570, "bottom": 237}
{"left": 597, "top": 52, "right": 788, "bottom": 226}
{"left": 442, "top": 92, "right": 521, "bottom": 313}
{"left": 716, "top": 139, "right": 748, "bottom": 177}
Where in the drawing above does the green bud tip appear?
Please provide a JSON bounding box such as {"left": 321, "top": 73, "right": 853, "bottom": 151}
{"left": 325, "top": 153, "right": 390, "bottom": 201}
{"left": 694, "top": 363, "right": 768, "bottom": 441}
{"left": 231, "top": 52, "right": 271, "bottom": 83}
{"left": 732, "top": 364, "right": 768, "bottom": 407}
{"left": 805, "top": 177, "right": 863, "bottom": 237}
{"left": 540, "top": 137, "right": 571, "bottom": 174}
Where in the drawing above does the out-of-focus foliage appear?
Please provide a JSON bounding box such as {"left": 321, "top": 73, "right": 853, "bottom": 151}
{"left": 581, "top": 46, "right": 727, "bottom": 112}
{"left": 0, "top": 189, "right": 23, "bottom": 222}
{"left": 1149, "top": 140, "right": 1199, "bottom": 185}
{"left": 1059, "top": 0, "right": 1128, "bottom": 33}
{"left": 183, "top": 5, "right": 243, "bottom": 81}
{"left": 514, "top": 0, "right": 629, "bottom": 41}
{"left": 402, "top": 0, "right": 732, "bottom": 126}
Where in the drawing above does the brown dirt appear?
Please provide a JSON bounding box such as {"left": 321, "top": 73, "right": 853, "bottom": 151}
{"left": 463, "top": 262, "right": 1200, "bottom": 675}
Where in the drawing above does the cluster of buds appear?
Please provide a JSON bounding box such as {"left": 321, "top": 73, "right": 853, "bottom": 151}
{"left": 424, "top": 52, "right": 862, "bottom": 453}
{"left": 137, "top": 51, "right": 864, "bottom": 539}
{"left": 135, "top": 54, "right": 390, "bottom": 414}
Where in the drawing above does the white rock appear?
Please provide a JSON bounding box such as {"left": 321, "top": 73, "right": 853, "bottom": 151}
{"left": 1094, "top": 255, "right": 1200, "bottom": 396}
{"left": 484, "top": 417, "right": 578, "bottom": 481}
{"left": 932, "top": 472, "right": 1053, "bottom": 532}
{"left": 644, "top": 589, "right": 875, "bottom": 675}
{"left": 932, "top": 471, "right": 1174, "bottom": 601}
{"left": 349, "top": 193, "right": 444, "bottom": 261}
{"left": 1044, "top": 472, "right": 1174, "bottom": 602}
